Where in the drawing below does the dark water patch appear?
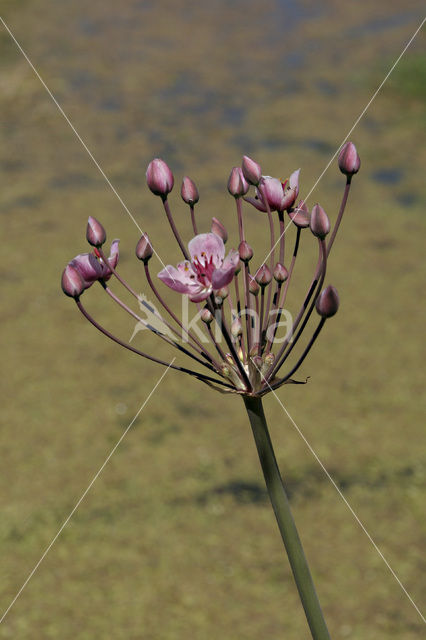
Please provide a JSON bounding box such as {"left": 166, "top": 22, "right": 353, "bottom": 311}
{"left": 396, "top": 193, "right": 419, "bottom": 207}
{"left": 7, "top": 194, "right": 42, "bottom": 209}
{"left": 191, "top": 463, "right": 423, "bottom": 506}
{"left": 301, "top": 138, "right": 335, "bottom": 154}
{"left": 371, "top": 168, "right": 403, "bottom": 185}
{"left": 362, "top": 116, "right": 381, "bottom": 132}
{"left": 78, "top": 18, "right": 101, "bottom": 36}
{"left": 369, "top": 237, "right": 397, "bottom": 251}
{"left": 49, "top": 172, "right": 94, "bottom": 189}
{"left": 315, "top": 79, "right": 338, "bottom": 96}
{"left": 99, "top": 96, "right": 123, "bottom": 112}
{"left": 345, "top": 11, "right": 422, "bottom": 38}
{"left": 68, "top": 69, "right": 98, "bottom": 92}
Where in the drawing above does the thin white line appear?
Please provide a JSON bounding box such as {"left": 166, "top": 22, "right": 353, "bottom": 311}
{"left": 259, "top": 371, "right": 425, "bottom": 623}
{"left": 0, "top": 360, "right": 175, "bottom": 625}
{"left": 0, "top": 16, "right": 171, "bottom": 274}
{"left": 261, "top": 16, "right": 426, "bottom": 267}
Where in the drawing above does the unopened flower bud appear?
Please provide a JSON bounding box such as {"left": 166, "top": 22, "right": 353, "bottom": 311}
{"left": 255, "top": 264, "right": 272, "bottom": 287}
{"left": 263, "top": 352, "right": 275, "bottom": 367}
{"left": 200, "top": 308, "right": 213, "bottom": 324}
{"left": 338, "top": 141, "right": 360, "bottom": 176}
{"left": 251, "top": 355, "right": 263, "bottom": 370}
{"left": 249, "top": 278, "right": 260, "bottom": 296}
{"left": 310, "top": 204, "right": 330, "bottom": 239}
{"left": 231, "top": 317, "right": 243, "bottom": 338}
{"left": 242, "top": 155, "right": 262, "bottom": 186}
{"left": 211, "top": 217, "right": 228, "bottom": 244}
{"left": 261, "top": 352, "right": 275, "bottom": 376}
{"left": 86, "top": 216, "right": 106, "bottom": 247}
{"left": 227, "top": 167, "right": 249, "bottom": 197}
{"left": 61, "top": 264, "right": 85, "bottom": 298}
{"left": 135, "top": 233, "right": 153, "bottom": 262}
{"left": 215, "top": 287, "right": 228, "bottom": 304}
{"left": 273, "top": 262, "right": 288, "bottom": 283}
{"left": 238, "top": 240, "right": 253, "bottom": 262}
{"left": 220, "top": 363, "right": 232, "bottom": 377}
{"left": 146, "top": 158, "right": 174, "bottom": 198}
{"left": 316, "top": 285, "right": 340, "bottom": 318}
{"left": 181, "top": 176, "right": 199, "bottom": 205}
{"left": 288, "top": 200, "right": 310, "bottom": 228}
{"left": 249, "top": 343, "right": 260, "bottom": 357}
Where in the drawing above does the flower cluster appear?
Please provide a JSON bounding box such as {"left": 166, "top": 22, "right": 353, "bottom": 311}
{"left": 62, "top": 142, "right": 360, "bottom": 396}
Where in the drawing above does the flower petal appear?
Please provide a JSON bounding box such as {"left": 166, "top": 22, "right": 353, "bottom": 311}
{"left": 289, "top": 169, "right": 300, "bottom": 197}
{"left": 188, "top": 233, "right": 225, "bottom": 268}
{"left": 189, "top": 289, "right": 212, "bottom": 302}
{"left": 158, "top": 265, "right": 202, "bottom": 295}
{"left": 211, "top": 249, "right": 239, "bottom": 289}
{"left": 70, "top": 253, "right": 103, "bottom": 287}
{"left": 243, "top": 196, "right": 267, "bottom": 212}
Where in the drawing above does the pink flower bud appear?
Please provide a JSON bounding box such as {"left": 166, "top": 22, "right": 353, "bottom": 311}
{"left": 338, "top": 141, "right": 360, "bottom": 176}
{"left": 259, "top": 176, "right": 284, "bottom": 211}
{"left": 255, "top": 264, "right": 272, "bottom": 287}
{"left": 181, "top": 176, "right": 199, "bottom": 205}
{"left": 316, "top": 285, "right": 340, "bottom": 318}
{"left": 61, "top": 264, "right": 85, "bottom": 298}
{"left": 70, "top": 253, "right": 103, "bottom": 288}
{"left": 242, "top": 155, "right": 262, "bottom": 186}
{"left": 310, "top": 204, "right": 330, "bottom": 239}
{"left": 146, "top": 158, "right": 174, "bottom": 198}
{"left": 227, "top": 167, "right": 249, "bottom": 197}
{"left": 273, "top": 262, "right": 288, "bottom": 283}
{"left": 238, "top": 240, "right": 253, "bottom": 262}
{"left": 200, "top": 308, "right": 213, "bottom": 324}
{"left": 231, "top": 317, "right": 242, "bottom": 338}
{"left": 86, "top": 216, "right": 107, "bottom": 247}
{"left": 135, "top": 233, "right": 153, "bottom": 262}
{"left": 214, "top": 287, "right": 228, "bottom": 304}
{"left": 249, "top": 278, "right": 260, "bottom": 296}
{"left": 211, "top": 217, "right": 228, "bottom": 244}
{"left": 288, "top": 200, "right": 310, "bottom": 228}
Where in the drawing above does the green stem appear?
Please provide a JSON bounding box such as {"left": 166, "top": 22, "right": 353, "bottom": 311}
{"left": 243, "top": 396, "right": 331, "bottom": 640}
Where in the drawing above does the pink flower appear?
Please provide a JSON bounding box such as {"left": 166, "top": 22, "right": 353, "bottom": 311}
{"left": 70, "top": 240, "right": 120, "bottom": 289}
{"left": 158, "top": 233, "right": 239, "bottom": 302}
{"left": 244, "top": 169, "right": 300, "bottom": 212}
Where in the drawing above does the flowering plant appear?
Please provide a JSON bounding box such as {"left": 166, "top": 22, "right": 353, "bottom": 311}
{"left": 62, "top": 142, "right": 360, "bottom": 639}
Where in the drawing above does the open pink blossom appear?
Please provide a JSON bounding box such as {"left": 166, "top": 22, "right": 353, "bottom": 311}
{"left": 70, "top": 240, "right": 120, "bottom": 289}
{"left": 158, "top": 233, "right": 239, "bottom": 302}
{"left": 244, "top": 169, "right": 300, "bottom": 213}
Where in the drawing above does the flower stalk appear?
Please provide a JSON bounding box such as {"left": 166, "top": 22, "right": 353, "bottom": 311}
{"left": 243, "top": 395, "right": 331, "bottom": 640}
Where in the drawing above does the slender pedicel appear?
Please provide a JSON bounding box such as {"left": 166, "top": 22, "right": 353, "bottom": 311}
{"left": 270, "top": 239, "right": 327, "bottom": 379}
{"left": 266, "top": 238, "right": 325, "bottom": 380}
{"left": 257, "top": 183, "right": 276, "bottom": 334}
{"left": 75, "top": 299, "right": 233, "bottom": 389}
{"left": 326, "top": 176, "right": 352, "bottom": 257}
{"left": 162, "top": 198, "right": 190, "bottom": 260}
{"left": 218, "top": 304, "right": 252, "bottom": 391}
{"left": 101, "top": 282, "right": 220, "bottom": 373}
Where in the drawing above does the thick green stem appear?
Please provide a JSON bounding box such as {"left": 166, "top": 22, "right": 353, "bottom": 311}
{"left": 243, "top": 396, "right": 331, "bottom": 640}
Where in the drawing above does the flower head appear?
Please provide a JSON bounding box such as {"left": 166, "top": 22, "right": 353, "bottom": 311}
{"left": 63, "top": 147, "right": 359, "bottom": 397}
{"left": 158, "top": 233, "right": 239, "bottom": 302}
{"left": 245, "top": 169, "right": 300, "bottom": 213}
